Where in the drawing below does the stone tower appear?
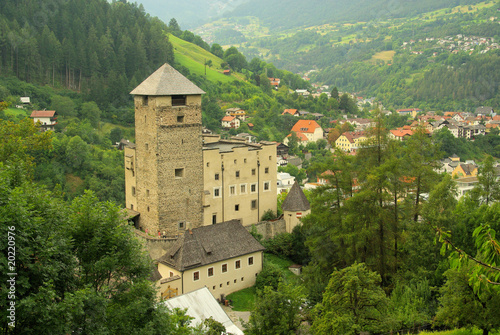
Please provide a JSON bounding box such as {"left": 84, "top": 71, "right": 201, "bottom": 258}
{"left": 126, "top": 64, "right": 205, "bottom": 236}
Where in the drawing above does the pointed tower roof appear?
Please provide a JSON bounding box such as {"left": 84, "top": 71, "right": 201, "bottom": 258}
{"left": 130, "top": 63, "right": 205, "bottom": 96}
{"left": 281, "top": 181, "right": 310, "bottom": 212}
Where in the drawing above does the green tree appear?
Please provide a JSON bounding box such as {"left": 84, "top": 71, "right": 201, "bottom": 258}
{"left": 168, "top": 18, "right": 181, "bottom": 35}
{"left": 312, "top": 263, "right": 389, "bottom": 335}
{"left": 0, "top": 118, "right": 52, "bottom": 177}
{"left": 210, "top": 43, "right": 224, "bottom": 58}
{"left": 66, "top": 135, "right": 90, "bottom": 171}
{"left": 79, "top": 101, "right": 101, "bottom": 128}
{"left": 286, "top": 131, "right": 300, "bottom": 156}
{"left": 50, "top": 95, "right": 76, "bottom": 116}
{"left": 475, "top": 155, "right": 500, "bottom": 205}
{"left": 435, "top": 267, "right": 500, "bottom": 335}
{"left": 245, "top": 283, "right": 305, "bottom": 335}
{"left": 331, "top": 86, "right": 339, "bottom": 100}
{"left": 109, "top": 127, "right": 123, "bottom": 144}
{"left": 259, "top": 72, "right": 272, "bottom": 95}
{"left": 201, "top": 317, "right": 226, "bottom": 335}
{"left": 255, "top": 263, "right": 285, "bottom": 291}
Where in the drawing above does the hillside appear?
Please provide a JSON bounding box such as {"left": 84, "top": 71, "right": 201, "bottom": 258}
{"left": 195, "top": 1, "right": 500, "bottom": 111}
{"left": 169, "top": 34, "right": 237, "bottom": 83}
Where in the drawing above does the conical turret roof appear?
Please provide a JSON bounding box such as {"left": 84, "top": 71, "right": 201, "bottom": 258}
{"left": 130, "top": 63, "right": 205, "bottom": 96}
{"left": 281, "top": 181, "right": 310, "bottom": 212}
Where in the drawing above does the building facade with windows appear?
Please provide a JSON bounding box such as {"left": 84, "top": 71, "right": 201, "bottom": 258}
{"left": 203, "top": 138, "right": 277, "bottom": 227}
{"left": 156, "top": 220, "right": 264, "bottom": 299}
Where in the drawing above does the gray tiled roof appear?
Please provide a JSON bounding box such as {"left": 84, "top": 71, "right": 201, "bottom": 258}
{"left": 282, "top": 181, "right": 310, "bottom": 212}
{"left": 130, "top": 63, "right": 205, "bottom": 96}
{"left": 158, "top": 220, "right": 265, "bottom": 271}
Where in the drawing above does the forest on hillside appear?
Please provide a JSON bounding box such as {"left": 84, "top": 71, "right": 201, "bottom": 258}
{"left": 0, "top": 0, "right": 174, "bottom": 111}
{"left": 224, "top": 0, "right": 485, "bottom": 30}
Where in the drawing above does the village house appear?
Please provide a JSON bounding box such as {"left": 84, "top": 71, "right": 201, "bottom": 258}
{"left": 30, "top": 110, "right": 58, "bottom": 131}
{"left": 282, "top": 109, "right": 300, "bottom": 117}
{"left": 335, "top": 131, "right": 369, "bottom": 152}
{"left": 452, "top": 163, "right": 478, "bottom": 178}
{"left": 283, "top": 120, "right": 324, "bottom": 146}
{"left": 396, "top": 108, "right": 422, "bottom": 118}
{"left": 268, "top": 77, "right": 280, "bottom": 90}
{"left": 221, "top": 115, "right": 240, "bottom": 129}
{"left": 389, "top": 128, "right": 413, "bottom": 141}
{"left": 338, "top": 118, "right": 374, "bottom": 131}
{"left": 156, "top": 220, "right": 264, "bottom": 300}
{"left": 455, "top": 177, "right": 479, "bottom": 198}
{"left": 276, "top": 142, "right": 289, "bottom": 156}
{"left": 225, "top": 107, "right": 246, "bottom": 121}
{"left": 277, "top": 172, "right": 295, "bottom": 194}
{"left": 437, "top": 154, "right": 461, "bottom": 174}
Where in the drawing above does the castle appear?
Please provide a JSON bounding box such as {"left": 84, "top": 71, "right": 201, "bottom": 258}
{"left": 125, "top": 64, "right": 277, "bottom": 236}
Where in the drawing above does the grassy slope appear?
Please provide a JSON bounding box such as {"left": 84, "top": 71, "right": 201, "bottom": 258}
{"left": 5, "top": 107, "right": 28, "bottom": 117}
{"left": 169, "top": 34, "right": 236, "bottom": 83}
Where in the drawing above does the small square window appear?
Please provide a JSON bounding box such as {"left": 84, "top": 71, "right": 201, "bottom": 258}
{"left": 234, "top": 159, "right": 237, "bottom": 164}
{"left": 227, "top": 281, "right": 230, "bottom": 286}
{"left": 142, "top": 95, "right": 148, "bottom": 106}
{"left": 132, "top": 186, "right": 136, "bottom": 196}
{"left": 220, "top": 284, "right": 222, "bottom": 288}
{"left": 248, "top": 257, "right": 254, "bottom": 265}
{"left": 264, "top": 182, "right": 270, "bottom": 191}
{"left": 251, "top": 200, "right": 257, "bottom": 209}
{"left": 215, "top": 173, "right": 219, "bottom": 180}
{"left": 251, "top": 184, "right": 257, "bottom": 193}
{"left": 207, "top": 162, "right": 209, "bottom": 167}
{"left": 193, "top": 271, "right": 199, "bottom": 281}
{"left": 241, "top": 277, "right": 244, "bottom": 281}
{"left": 214, "top": 188, "right": 220, "bottom": 197}
{"left": 146, "top": 189, "right": 150, "bottom": 197}
{"left": 208, "top": 267, "right": 214, "bottom": 277}
{"left": 145, "top": 143, "right": 149, "bottom": 150}
{"left": 177, "top": 115, "right": 184, "bottom": 123}
{"left": 230, "top": 186, "right": 235, "bottom": 195}
{"left": 265, "top": 167, "right": 269, "bottom": 174}
{"left": 170, "top": 272, "right": 174, "bottom": 277}
{"left": 179, "top": 222, "right": 184, "bottom": 229}
{"left": 252, "top": 169, "right": 256, "bottom": 176}
{"left": 244, "top": 159, "right": 247, "bottom": 163}
{"left": 236, "top": 171, "right": 240, "bottom": 178}
{"left": 269, "top": 156, "right": 272, "bottom": 160}
{"left": 234, "top": 279, "right": 237, "bottom": 283}
{"left": 222, "top": 264, "right": 227, "bottom": 273}
{"left": 213, "top": 286, "right": 216, "bottom": 290}
{"left": 175, "top": 168, "right": 184, "bottom": 178}
{"left": 235, "top": 204, "right": 239, "bottom": 211}
{"left": 235, "top": 260, "right": 241, "bottom": 269}
{"left": 241, "top": 184, "right": 246, "bottom": 194}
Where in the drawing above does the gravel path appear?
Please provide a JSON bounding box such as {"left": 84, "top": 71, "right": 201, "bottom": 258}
{"left": 222, "top": 305, "right": 251, "bottom": 332}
